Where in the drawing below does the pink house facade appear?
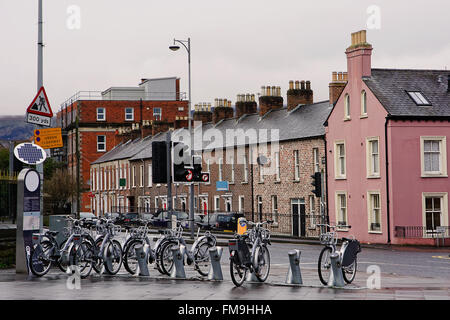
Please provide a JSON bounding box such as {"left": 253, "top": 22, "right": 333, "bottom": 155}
{"left": 325, "top": 30, "right": 450, "bottom": 246}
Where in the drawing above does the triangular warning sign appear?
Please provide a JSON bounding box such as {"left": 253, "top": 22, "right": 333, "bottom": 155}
{"left": 26, "top": 87, "right": 53, "bottom": 117}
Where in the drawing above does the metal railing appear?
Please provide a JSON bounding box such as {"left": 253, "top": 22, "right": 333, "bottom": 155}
{"left": 395, "top": 226, "right": 450, "bottom": 238}
{"left": 60, "top": 90, "right": 187, "bottom": 108}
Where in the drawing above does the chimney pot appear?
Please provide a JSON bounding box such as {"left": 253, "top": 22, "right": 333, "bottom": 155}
{"left": 332, "top": 72, "right": 338, "bottom": 81}
{"left": 289, "top": 80, "right": 294, "bottom": 90}
{"left": 251, "top": 94, "right": 255, "bottom": 102}
{"left": 261, "top": 86, "right": 266, "bottom": 96}
{"left": 295, "top": 80, "right": 300, "bottom": 90}
{"left": 266, "top": 86, "right": 271, "bottom": 96}
{"left": 305, "top": 81, "right": 311, "bottom": 91}
{"left": 300, "top": 81, "right": 305, "bottom": 90}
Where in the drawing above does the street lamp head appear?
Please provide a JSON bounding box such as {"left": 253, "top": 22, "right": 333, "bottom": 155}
{"left": 169, "top": 45, "right": 180, "bottom": 51}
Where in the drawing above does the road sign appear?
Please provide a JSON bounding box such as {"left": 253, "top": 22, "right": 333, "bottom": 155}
{"left": 201, "top": 172, "right": 210, "bottom": 183}
{"left": 26, "top": 87, "right": 53, "bottom": 127}
{"left": 34, "top": 128, "right": 63, "bottom": 149}
{"left": 14, "top": 143, "right": 47, "bottom": 165}
{"left": 216, "top": 181, "right": 229, "bottom": 191}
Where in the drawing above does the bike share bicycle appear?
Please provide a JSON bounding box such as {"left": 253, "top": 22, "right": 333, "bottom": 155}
{"left": 228, "top": 219, "right": 273, "bottom": 287}
{"left": 91, "top": 218, "right": 123, "bottom": 275}
{"left": 122, "top": 219, "right": 175, "bottom": 275}
{"left": 317, "top": 223, "right": 361, "bottom": 285}
{"left": 29, "top": 216, "right": 95, "bottom": 278}
{"left": 158, "top": 220, "right": 217, "bottom": 276}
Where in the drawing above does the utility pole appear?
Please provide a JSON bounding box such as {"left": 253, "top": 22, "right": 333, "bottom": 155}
{"left": 37, "top": 0, "right": 44, "bottom": 231}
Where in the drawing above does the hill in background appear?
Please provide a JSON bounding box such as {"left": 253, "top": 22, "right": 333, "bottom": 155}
{"left": 0, "top": 115, "right": 35, "bottom": 141}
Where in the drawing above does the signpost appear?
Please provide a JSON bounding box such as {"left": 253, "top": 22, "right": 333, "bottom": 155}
{"left": 26, "top": 87, "right": 53, "bottom": 127}
{"left": 34, "top": 128, "right": 63, "bottom": 149}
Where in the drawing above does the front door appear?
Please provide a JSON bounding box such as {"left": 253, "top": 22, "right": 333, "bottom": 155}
{"left": 291, "top": 199, "right": 306, "bottom": 237}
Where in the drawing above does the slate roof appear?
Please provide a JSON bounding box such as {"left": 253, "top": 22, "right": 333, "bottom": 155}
{"left": 93, "top": 100, "right": 332, "bottom": 164}
{"left": 363, "top": 69, "right": 450, "bottom": 117}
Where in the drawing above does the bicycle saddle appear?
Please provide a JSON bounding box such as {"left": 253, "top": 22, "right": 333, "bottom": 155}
{"left": 46, "top": 231, "right": 59, "bottom": 236}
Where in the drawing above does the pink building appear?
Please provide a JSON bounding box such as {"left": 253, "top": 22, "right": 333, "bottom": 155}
{"left": 325, "top": 30, "right": 450, "bottom": 246}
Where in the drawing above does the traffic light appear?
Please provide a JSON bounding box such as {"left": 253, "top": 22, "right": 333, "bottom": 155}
{"left": 311, "top": 172, "right": 322, "bottom": 197}
{"left": 172, "top": 142, "right": 208, "bottom": 183}
{"left": 152, "top": 141, "right": 167, "bottom": 183}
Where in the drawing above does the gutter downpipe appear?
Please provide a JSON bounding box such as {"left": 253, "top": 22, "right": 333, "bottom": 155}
{"left": 385, "top": 116, "right": 391, "bottom": 244}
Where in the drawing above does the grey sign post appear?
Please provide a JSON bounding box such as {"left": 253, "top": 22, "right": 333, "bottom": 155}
{"left": 16, "top": 168, "right": 41, "bottom": 274}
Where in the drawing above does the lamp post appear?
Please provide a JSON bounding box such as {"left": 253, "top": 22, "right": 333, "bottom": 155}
{"left": 169, "top": 38, "right": 195, "bottom": 238}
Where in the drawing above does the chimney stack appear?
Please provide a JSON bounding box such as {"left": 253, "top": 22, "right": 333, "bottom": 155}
{"left": 141, "top": 120, "right": 153, "bottom": 139}
{"left": 259, "top": 85, "right": 283, "bottom": 116}
{"left": 346, "top": 30, "right": 372, "bottom": 79}
{"left": 193, "top": 102, "right": 213, "bottom": 124}
{"left": 236, "top": 93, "right": 257, "bottom": 118}
{"left": 287, "top": 79, "right": 314, "bottom": 111}
{"left": 329, "top": 71, "right": 348, "bottom": 105}
{"left": 212, "top": 98, "right": 234, "bottom": 123}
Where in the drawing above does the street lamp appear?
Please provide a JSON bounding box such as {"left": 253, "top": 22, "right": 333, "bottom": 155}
{"left": 169, "top": 37, "right": 195, "bottom": 238}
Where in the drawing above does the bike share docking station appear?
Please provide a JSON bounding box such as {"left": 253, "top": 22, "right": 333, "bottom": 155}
{"left": 207, "top": 247, "right": 223, "bottom": 281}
{"left": 134, "top": 244, "right": 150, "bottom": 277}
{"left": 285, "top": 249, "right": 303, "bottom": 285}
{"left": 170, "top": 245, "right": 187, "bottom": 279}
{"left": 327, "top": 252, "right": 346, "bottom": 287}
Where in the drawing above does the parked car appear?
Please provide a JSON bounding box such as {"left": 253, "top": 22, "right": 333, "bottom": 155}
{"left": 149, "top": 210, "right": 189, "bottom": 228}
{"left": 105, "top": 212, "right": 120, "bottom": 221}
{"left": 213, "top": 212, "right": 245, "bottom": 232}
{"left": 115, "top": 212, "right": 139, "bottom": 226}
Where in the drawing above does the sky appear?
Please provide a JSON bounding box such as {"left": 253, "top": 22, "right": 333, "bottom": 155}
{"left": 0, "top": 0, "right": 449, "bottom": 116}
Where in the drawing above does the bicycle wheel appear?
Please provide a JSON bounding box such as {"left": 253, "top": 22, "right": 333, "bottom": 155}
{"left": 69, "top": 241, "right": 94, "bottom": 279}
{"left": 193, "top": 240, "right": 212, "bottom": 277}
{"left": 57, "top": 239, "right": 69, "bottom": 273}
{"left": 318, "top": 246, "right": 332, "bottom": 285}
{"left": 342, "top": 257, "right": 357, "bottom": 284}
{"left": 92, "top": 237, "right": 104, "bottom": 273}
{"left": 154, "top": 239, "right": 169, "bottom": 275}
{"left": 158, "top": 240, "right": 178, "bottom": 275}
{"left": 104, "top": 240, "right": 123, "bottom": 275}
{"left": 254, "top": 245, "right": 270, "bottom": 282}
{"left": 123, "top": 239, "right": 143, "bottom": 275}
{"left": 229, "top": 252, "right": 247, "bottom": 287}
{"left": 29, "top": 240, "right": 53, "bottom": 277}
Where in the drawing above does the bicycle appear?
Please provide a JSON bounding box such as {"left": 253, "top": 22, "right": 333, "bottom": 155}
{"left": 158, "top": 220, "right": 217, "bottom": 276}
{"left": 90, "top": 218, "right": 123, "bottom": 275}
{"left": 29, "top": 216, "right": 94, "bottom": 278}
{"left": 228, "top": 219, "right": 273, "bottom": 287}
{"left": 316, "top": 223, "right": 361, "bottom": 285}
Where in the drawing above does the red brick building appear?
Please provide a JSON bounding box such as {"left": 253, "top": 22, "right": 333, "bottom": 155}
{"left": 55, "top": 77, "right": 188, "bottom": 213}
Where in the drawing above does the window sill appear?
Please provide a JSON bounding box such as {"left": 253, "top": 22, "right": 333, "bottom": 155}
{"left": 360, "top": 115, "right": 368, "bottom": 119}
{"left": 241, "top": 181, "right": 249, "bottom": 185}
{"left": 274, "top": 180, "right": 281, "bottom": 184}
{"left": 367, "top": 175, "right": 381, "bottom": 179}
{"left": 292, "top": 179, "right": 300, "bottom": 183}
{"left": 368, "top": 231, "right": 382, "bottom": 234}
{"left": 336, "top": 228, "right": 349, "bottom": 232}
{"left": 335, "top": 176, "right": 346, "bottom": 180}
{"left": 258, "top": 182, "right": 264, "bottom": 184}
{"left": 272, "top": 222, "right": 279, "bottom": 227}
{"left": 421, "top": 174, "right": 448, "bottom": 178}
{"left": 343, "top": 117, "right": 351, "bottom": 122}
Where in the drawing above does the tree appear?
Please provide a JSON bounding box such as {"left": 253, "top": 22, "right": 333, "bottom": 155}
{"left": 0, "top": 148, "right": 9, "bottom": 172}
{"left": 43, "top": 168, "right": 77, "bottom": 215}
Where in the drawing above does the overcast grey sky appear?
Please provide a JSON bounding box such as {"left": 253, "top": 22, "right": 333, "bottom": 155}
{"left": 0, "top": 0, "right": 449, "bottom": 116}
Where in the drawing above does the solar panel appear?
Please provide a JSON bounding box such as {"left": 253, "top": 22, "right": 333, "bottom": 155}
{"left": 14, "top": 143, "right": 46, "bottom": 165}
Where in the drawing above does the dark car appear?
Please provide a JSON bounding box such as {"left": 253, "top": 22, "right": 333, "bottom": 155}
{"left": 213, "top": 212, "right": 245, "bottom": 232}
{"left": 149, "top": 210, "right": 189, "bottom": 228}
{"left": 116, "top": 212, "right": 139, "bottom": 226}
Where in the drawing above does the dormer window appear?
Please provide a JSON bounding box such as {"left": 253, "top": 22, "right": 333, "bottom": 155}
{"left": 407, "top": 91, "right": 431, "bottom": 106}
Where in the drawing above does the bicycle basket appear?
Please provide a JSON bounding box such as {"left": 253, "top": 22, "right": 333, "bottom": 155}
{"left": 320, "top": 233, "right": 333, "bottom": 245}
{"left": 237, "top": 238, "right": 251, "bottom": 265}
{"left": 342, "top": 239, "right": 361, "bottom": 267}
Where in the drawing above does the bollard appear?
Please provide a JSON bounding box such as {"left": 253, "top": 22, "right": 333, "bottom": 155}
{"left": 170, "top": 245, "right": 186, "bottom": 279}
{"left": 207, "top": 247, "right": 223, "bottom": 281}
{"left": 134, "top": 244, "right": 150, "bottom": 276}
{"left": 285, "top": 249, "right": 303, "bottom": 284}
{"left": 327, "top": 252, "right": 345, "bottom": 287}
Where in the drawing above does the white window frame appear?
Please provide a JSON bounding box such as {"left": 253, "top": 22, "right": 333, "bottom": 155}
{"left": 218, "top": 158, "right": 223, "bottom": 181}
{"left": 259, "top": 161, "right": 264, "bottom": 183}
{"left": 271, "top": 195, "right": 278, "bottom": 224}
{"left": 275, "top": 152, "right": 280, "bottom": 182}
{"left": 420, "top": 136, "right": 447, "bottom": 177}
{"left": 309, "top": 195, "right": 316, "bottom": 228}
{"left": 205, "top": 159, "right": 211, "bottom": 185}
{"left": 335, "top": 191, "right": 349, "bottom": 231}
{"left": 148, "top": 164, "right": 152, "bottom": 187}
{"left": 139, "top": 165, "right": 144, "bottom": 187}
{"left": 344, "top": 94, "right": 350, "bottom": 120}
{"left": 313, "top": 148, "right": 320, "bottom": 173}
{"left": 230, "top": 156, "right": 235, "bottom": 184}
{"left": 366, "top": 137, "right": 380, "bottom": 178}
{"left": 367, "top": 191, "right": 382, "bottom": 233}
{"left": 334, "top": 140, "right": 346, "bottom": 179}
{"left": 97, "top": 135, "right": 106, "bottom": 152}
{"left": 239, "top": 196, "right": 245, "bottom": 213}
{"left": 125, "top": 107, "right": 134, "bottom": 121}
{"left": 294, "top": 150, "right": 300, "bottom": 181}
{"left": 422, "top": 192, "right": 448, "bottom": 237}
{"left": 214, "top": 196, "right": 220, "bottom": 212}
{"left": 153, "top": 107, "right": 162, "bottom": 121}
{"left": 257, "top": 196, "right": 263, "bottom": 215}
{"left": 96, "top": 107, "right": 106, "bottom": 121}
{"left": 361, "top": 90, "right": 367, "bottom": 117}
{"left": 243, "top": 155, "right": 248, "bottom": 183}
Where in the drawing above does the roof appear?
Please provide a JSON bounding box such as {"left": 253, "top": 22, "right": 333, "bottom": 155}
{"left": 93, "top": 100, "right": 331, "bottom": 164}
{"left": 363, "top": 69, "right": 450, "bottom": 117}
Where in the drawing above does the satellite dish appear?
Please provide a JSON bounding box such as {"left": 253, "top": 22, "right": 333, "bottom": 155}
{"left": 14, "top": 143, "right": 47, "bottom": 165}
{"left": 257, "top": 155, "right": 269, "bottom": 166}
